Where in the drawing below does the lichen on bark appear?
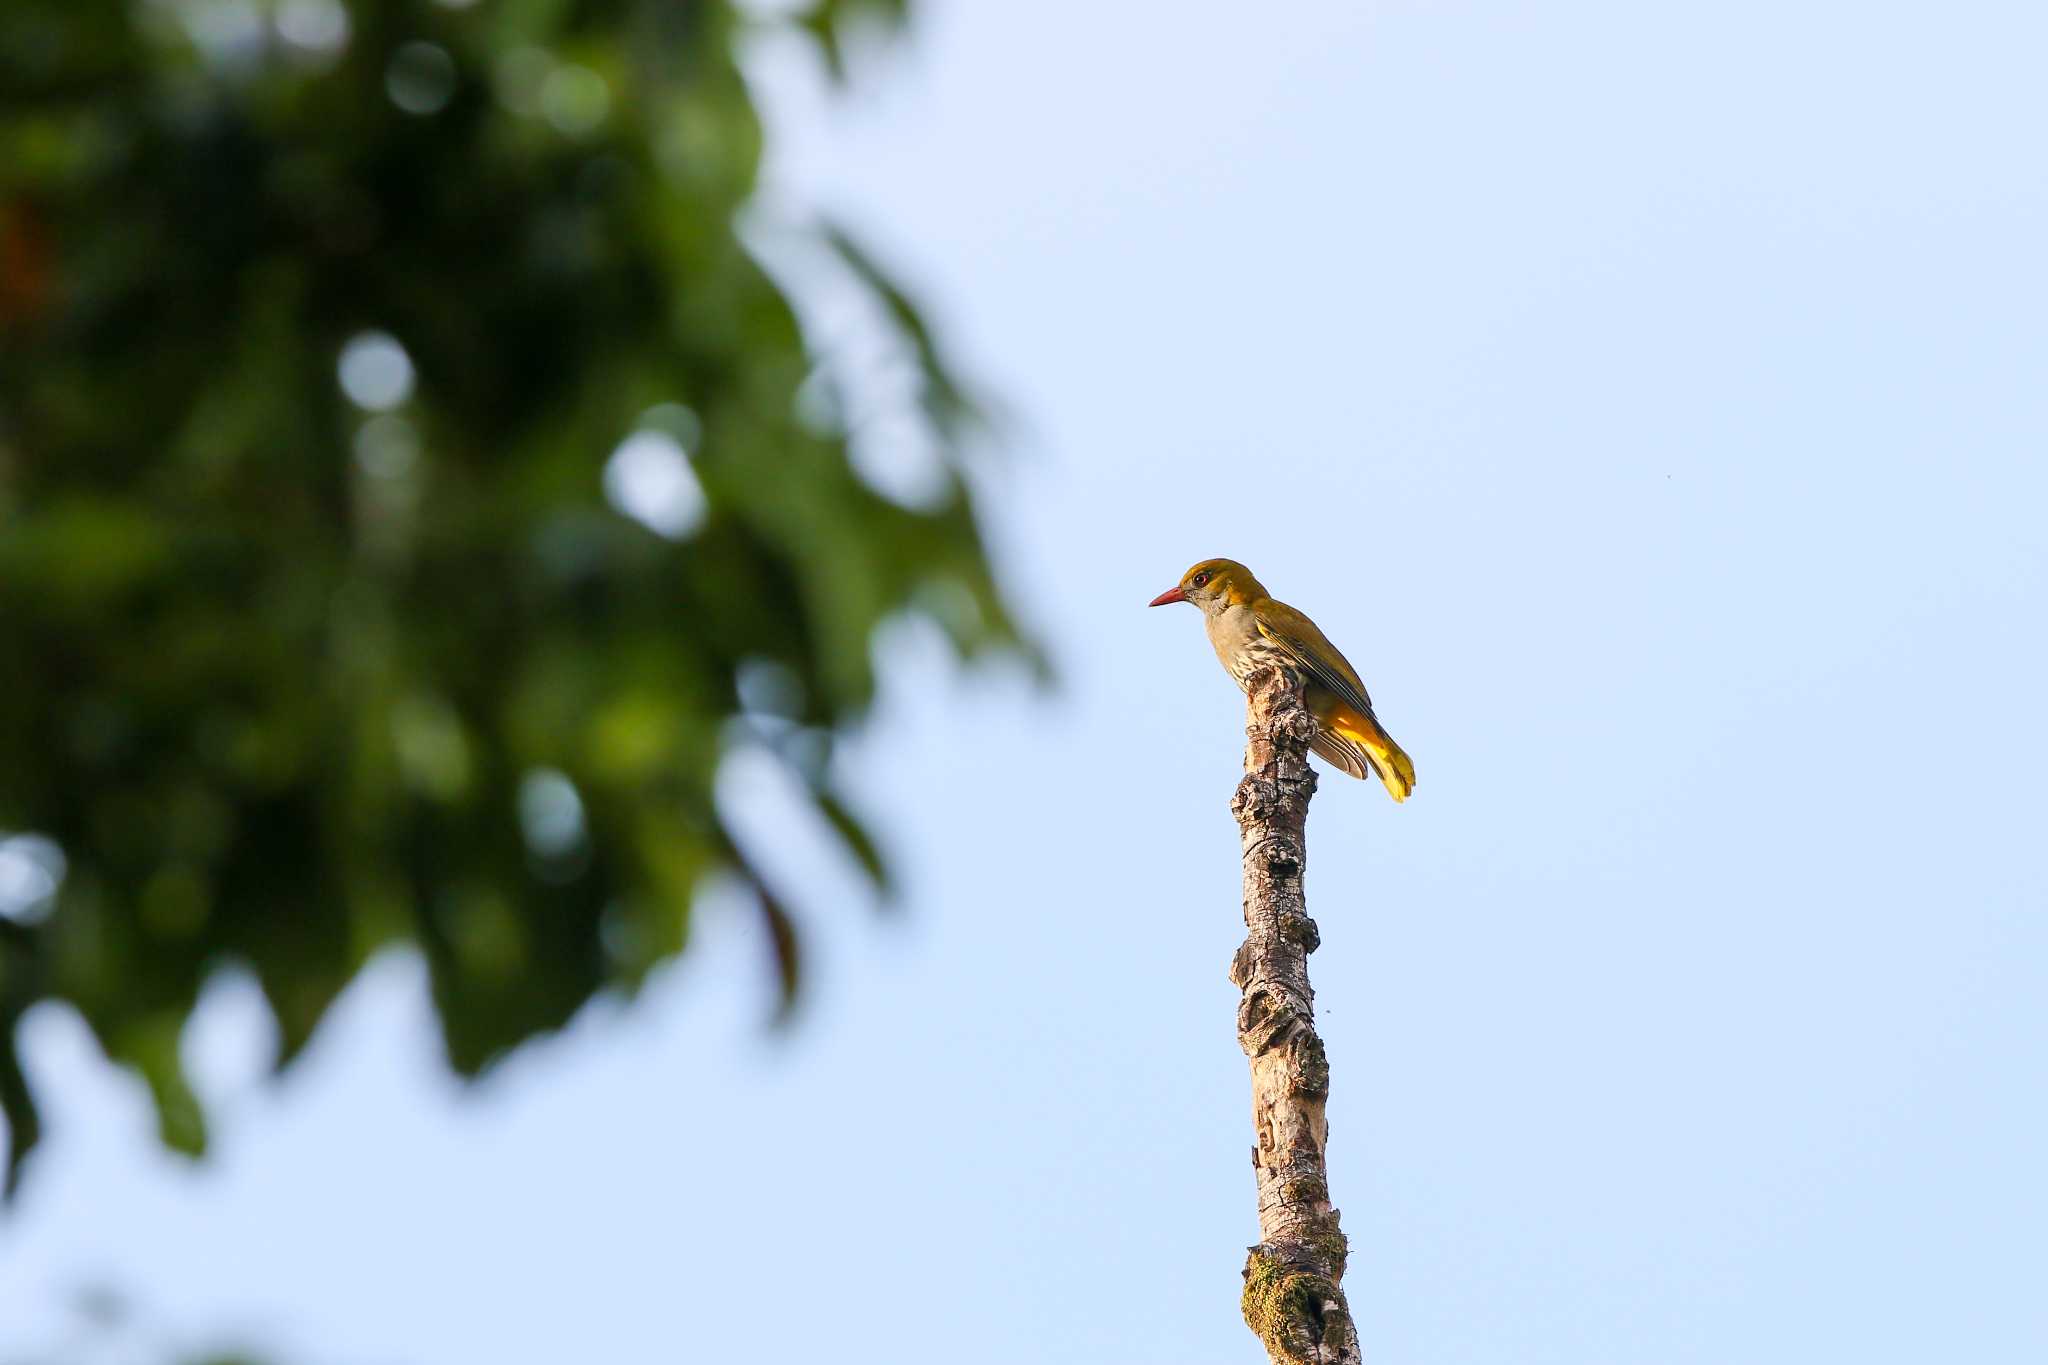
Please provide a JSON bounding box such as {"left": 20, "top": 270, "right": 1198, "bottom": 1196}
{"left": 1230, "top": 667, "right": 1364, "bottom": 1364}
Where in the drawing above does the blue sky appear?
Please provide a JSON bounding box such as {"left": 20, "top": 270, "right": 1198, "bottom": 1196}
{"left": 5, "top": 2, "right": 2047, "bottom": 1361}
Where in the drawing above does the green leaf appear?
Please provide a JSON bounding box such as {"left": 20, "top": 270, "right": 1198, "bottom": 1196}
{"left": 816, "top": 788, "right": 893, "bottom": 903}
{"left": 797, "top": 0, "right": 912, "bottom": 84}
{"left": 822, "top": 219, "right": 980, "bottom": 442}
{"left": 757, "top": 882, "right": 803, "bottom": 1027}
{"left": 0, "top": 1003, "right": 40, "bottom": 1199}
{"left": 113, "top": 1013, "right": 206, "bottom": 1159}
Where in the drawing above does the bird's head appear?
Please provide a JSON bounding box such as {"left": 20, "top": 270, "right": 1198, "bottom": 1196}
{"left": 1148, "top": 558, "right": 1264, "bottom": 613}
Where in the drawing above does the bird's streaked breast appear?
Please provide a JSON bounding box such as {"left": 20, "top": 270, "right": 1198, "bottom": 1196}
{"left": 1205, "top": 606, "right": 1293, "bottom": 691}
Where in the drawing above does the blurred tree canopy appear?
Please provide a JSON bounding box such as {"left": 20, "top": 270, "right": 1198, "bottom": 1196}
{"left": 0, "top": 0, "right": 1024, "bottom": 1195}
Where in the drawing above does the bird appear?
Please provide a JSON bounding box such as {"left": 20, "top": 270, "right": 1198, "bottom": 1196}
{"left": 1149, "top": 558, "right": 1416, "bottom": 802}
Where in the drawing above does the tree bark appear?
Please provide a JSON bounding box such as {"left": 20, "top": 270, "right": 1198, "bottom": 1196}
{"left": 1230, "top": 666, "right": 1362, "bottom": 1365}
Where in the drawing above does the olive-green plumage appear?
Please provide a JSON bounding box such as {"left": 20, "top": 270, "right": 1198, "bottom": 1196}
{"left": 1150, "top": 558, "right": 1416, "bottom": 802}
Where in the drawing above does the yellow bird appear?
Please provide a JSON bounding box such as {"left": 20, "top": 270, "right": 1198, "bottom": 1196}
{"left": 1150, "top": 558, "right": 1416, "bottom": 802}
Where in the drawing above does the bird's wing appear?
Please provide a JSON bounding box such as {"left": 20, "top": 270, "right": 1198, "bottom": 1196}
{"left": 1254, "top": 600, "right": 1377, "bottom": 715}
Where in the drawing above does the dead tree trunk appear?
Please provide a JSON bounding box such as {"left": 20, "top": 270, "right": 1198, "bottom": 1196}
{"left": 1230, "top": 666, "right": 1363, "bottom": 1365}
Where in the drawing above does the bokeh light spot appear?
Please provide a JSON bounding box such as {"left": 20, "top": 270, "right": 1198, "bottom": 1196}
{"left": 737, "top": 660, "right": 806, "bottom": 722}
{"left": 180, "top": 0, "right": 266, "bottom": 68}
{"left": 604, "top": 431, "right": 705, "bottom": 539}
{"left": 494, "top": 46, "right": 554, "bottom": 117}
{"left": 392, "top": 696, "right": 471, "bottom": 801}
{"left": 337, "top": 331, "right": 415, "bottom": 411}
{"left": 0, "top": 834, "right": 66, "bottom": 925}
{"left": 386, "top": 41, "right": 457, "bottom": 116}
{"left": 353, "top": 414, "right": 421, "bottom": 481}
{"left": 275, "top": 0, "right": 349, "bottom": 55}
{"left": 518, "top": 769, "right": 587, "bottom": 859}
{"left": 540, "top": 64, "right": 611, "bottom": 136}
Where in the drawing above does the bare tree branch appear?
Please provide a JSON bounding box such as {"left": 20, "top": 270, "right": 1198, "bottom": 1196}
{"left": 1230, "top": 667, "right": 1363, "bottom": 1365}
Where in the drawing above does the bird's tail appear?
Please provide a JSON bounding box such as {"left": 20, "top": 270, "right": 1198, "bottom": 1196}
{"left": 1320, "top": 704, "right": 1416, "bottom": 803}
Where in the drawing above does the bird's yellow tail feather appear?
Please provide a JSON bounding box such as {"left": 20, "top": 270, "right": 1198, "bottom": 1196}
{"left": 1328, "top": 707, "right": 1416, "bottom": 804}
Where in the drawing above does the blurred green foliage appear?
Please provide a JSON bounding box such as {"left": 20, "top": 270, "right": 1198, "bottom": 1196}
{"left": 0, "top": 0, "right": 1022, "bottom": 1195}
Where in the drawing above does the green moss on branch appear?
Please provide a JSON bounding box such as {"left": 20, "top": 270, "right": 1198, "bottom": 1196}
{"left": 1243, "top": 1247, "right": 1352, "bottom": 1363}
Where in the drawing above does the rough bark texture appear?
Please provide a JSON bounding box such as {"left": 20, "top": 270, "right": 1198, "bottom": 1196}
{"left": 1230, "top": 667, "right": 1363, "bottom": 1365}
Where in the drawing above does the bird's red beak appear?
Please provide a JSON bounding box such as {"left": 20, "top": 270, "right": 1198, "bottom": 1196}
{"left": 1148, "top": 586, "right": 1187, "bottom": 607}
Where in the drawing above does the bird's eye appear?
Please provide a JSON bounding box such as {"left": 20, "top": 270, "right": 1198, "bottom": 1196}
{"left": 1192, "top": 572, "right": 1210, "bottom": 587}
